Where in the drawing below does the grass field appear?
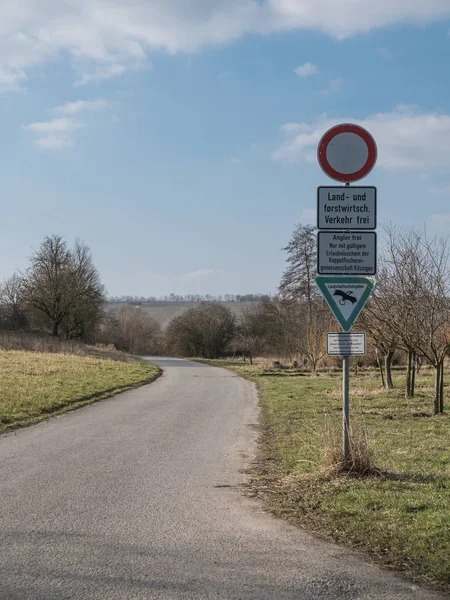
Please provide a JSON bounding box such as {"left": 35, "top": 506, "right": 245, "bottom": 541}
{"left": 108, "top": 301, "right": 258, "bottom": 329}
{"left": 0, "top": 350, "right": 160, "bottom": 433}
{"left": 205, "top": 359, "right": 450, "bottom": 589}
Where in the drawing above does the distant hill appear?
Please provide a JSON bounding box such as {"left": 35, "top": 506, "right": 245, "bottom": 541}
{"left": 107, "top": 301, "right": 260, "bottom": 329}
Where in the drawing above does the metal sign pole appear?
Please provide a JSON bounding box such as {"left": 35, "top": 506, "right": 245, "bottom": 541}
{"left": 343, "top": 355, "right": 350, "bottom": 463}
{"left": 342, "top": 180, "right": 351, "bottom": 465}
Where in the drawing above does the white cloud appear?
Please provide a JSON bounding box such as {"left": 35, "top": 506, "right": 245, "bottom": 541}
{"left": 75, "top": 62, "right": 128, "bottom": 86}
{"left": 184, "top": 269, "right": 220, "bottom": 280}
{"left": 294, "top": 62, "right": 318, "bottom": 77}
{"left": 273, "top": 105, "right": 450, "bottom": 172}
{"left": 24, "top": 98, "right": 109, "bottom": 149}
{"left": 320, "top": 77, "right": 343, "bottom": 96}
{"left": 0, "top": 1, "right": 449, "bottom": 87}
{"left": 0, "top": 67, "right": 26, "bottom": 92}
{"left": 22, "top": 117, "right": 84, "bottom": 150}
{"left": 54, "top": 98, "right": 108, "bottom": 115}
{"left": 230, "top": 157, "right": 242, "bottom": 164}
{"left": 22, "top": 117, "right": 83, "bottom": 133}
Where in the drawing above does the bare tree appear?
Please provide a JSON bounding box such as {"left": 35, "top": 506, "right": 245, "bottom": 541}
{"left": 297, "top": 299, "right": 332, "bottom": 373}
{"left": 22, "top": 234, "right": 106, "bottom": 338}
{"left": 381, "top": 226, "right": 450, "bottom": 413}
{"left": 230, "top": 308, "right": 267, "bottom": 364}
{"left": 166, "top": 302, "right": 235, "bottom": 358}
{"left": 0, "top": 274, "right": 28, "bottom": 330}
{"left": 359, "top": 267, "right": 398, "bottom": 389}
{"left": 100, "top": 306, "right": 162, "bottom": 354}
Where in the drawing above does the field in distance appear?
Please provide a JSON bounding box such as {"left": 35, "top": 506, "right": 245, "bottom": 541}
{"left": 107, "top": 301, "right": 259, "bottom": 329}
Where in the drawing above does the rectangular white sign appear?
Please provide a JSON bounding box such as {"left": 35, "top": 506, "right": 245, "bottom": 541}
{"left": 327, "top": 333, "right": 366, "bottom": 356}
{"left": 317, "top": 186, "right": 376, "bottom": 230}
{"left": 317, "top": 231, "right": 377, "bottom": 275}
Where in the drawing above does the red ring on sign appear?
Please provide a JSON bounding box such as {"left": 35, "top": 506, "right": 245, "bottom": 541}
{"left": 317, "top": 123, "right": 377, "bottom": 183}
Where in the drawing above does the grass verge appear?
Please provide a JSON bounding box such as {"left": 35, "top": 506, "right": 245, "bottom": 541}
{"left": 203, "top": 359, "right": 450, "bottom": 590}
{"left": 0, "top": 350, "right": 160, "bottom": 433}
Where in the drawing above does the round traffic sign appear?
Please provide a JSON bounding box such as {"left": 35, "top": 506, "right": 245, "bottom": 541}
{"left": 317, "top": 123, "right": 377, "bottom": 183}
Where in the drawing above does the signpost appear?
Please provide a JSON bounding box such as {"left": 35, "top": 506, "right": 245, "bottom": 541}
{"left": 317, "top": 186, "right": 376, "bottom": 230}
{"left": 315, "top": 123, "right": 378, "bottom": 464}
{"left": 317, "top": 123, "right": 377, "bottom": 183}
{"left": 317, "top": 231, "right": 376, "bottom": 275}
{"left": 327, "top": 333, "right": 366, "bottom": 356}
{"left": 315, "top": 276, "right": 375, "bottom": 331}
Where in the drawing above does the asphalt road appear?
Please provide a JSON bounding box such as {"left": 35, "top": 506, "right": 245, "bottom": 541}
{"left": 0, "top": 358, "right": 445, "bottom": 600}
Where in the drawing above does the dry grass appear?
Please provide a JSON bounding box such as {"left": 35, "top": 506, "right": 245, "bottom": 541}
{"left": 203, "top": 359, "right": 450, "bottom": 590}
{"left": 321, "top": 417, "right": 374, "bottom": 476}
{"left": 0, "top": 349, "right": 160, "bottom": 433}
{"left": 0, "top": 331, "right": 131, "bottom": 362}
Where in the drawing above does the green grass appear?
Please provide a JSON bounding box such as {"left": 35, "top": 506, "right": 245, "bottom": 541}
{"left": 0, "top": 350, "right": 160, "bottom": 433}
{"left": 204, "top": 359, "right": 450, "bottom": 589}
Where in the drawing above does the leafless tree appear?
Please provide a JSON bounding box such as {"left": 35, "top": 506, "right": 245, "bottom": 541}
{"left": 296, "top": 299, "right": 332, "bottom": 373}
{"left": 359, "top": 267, "right": 398, "bottom": 389}
{"left": 22, "top": 234, "right": 106, "bottom": 338}
{"left": 380, "top": 226, "right": 450, "bottom": 413}
{"left": 165, "top": 302, "right": 235, "bottom": 358}
{"left": 100, "top": 306, "right": 162, "bottom": 354}
{"left": 0, "top": 274, "right": 28, "bottom": 330}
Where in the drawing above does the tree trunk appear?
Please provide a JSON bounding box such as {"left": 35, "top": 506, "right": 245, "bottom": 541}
{"left": 439, "top": 359, "right": 444, "bottom": 414}
{"left": 376, "top": 348, "right": 385, "bottom": 389}
{"left": 411, "top": 353, "right": 416, "bottom": 397}
{"left": 52, "top": 321, "right": 59, "bottom": 337}
{"left": 385, "top": 350, "right": 394, "bottom": 389}
{"left": 406, "top": 349, "right": 413, "bottom": 398}
{"left": 434, "top": 362, "right": 441, "bottom": 415}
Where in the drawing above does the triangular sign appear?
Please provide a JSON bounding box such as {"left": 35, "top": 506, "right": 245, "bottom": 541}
{"left": 315, "top": 276, "right": 375, "bottom": 332}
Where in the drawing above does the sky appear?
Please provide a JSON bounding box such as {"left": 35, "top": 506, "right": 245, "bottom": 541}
{"left": 1, "top": 1, "right": 450, "bottom": 297}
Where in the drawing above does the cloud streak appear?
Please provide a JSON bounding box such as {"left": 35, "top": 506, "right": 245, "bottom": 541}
{"left": 54, "top": 99, "right": 108, "bottom": 115}
{"left": 23, "top": 99, "right": 108, "bottom": 149}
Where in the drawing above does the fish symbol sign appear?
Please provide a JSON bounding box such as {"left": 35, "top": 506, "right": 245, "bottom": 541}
{"left": 315, "top": 277, "right": 375, "bottom": 331}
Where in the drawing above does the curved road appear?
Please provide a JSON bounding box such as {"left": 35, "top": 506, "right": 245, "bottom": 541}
{"left": 0, "top": 358, "right": 444, "bottom": 599}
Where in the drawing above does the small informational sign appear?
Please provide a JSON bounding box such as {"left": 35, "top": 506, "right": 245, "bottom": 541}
{"left": 315, "top": 276, "right": 375, "bottom": 331}
{"left": 317, "top": 124, "right": 377, "bottom": 183}
{"left": 317, "top": 231, "right": 376, "bottom": 276}
{"left": 327, "top": 333, "right": 366, "bottom": 356}
{"left": 317, "top": 186, "right": 376, "bottom": 230}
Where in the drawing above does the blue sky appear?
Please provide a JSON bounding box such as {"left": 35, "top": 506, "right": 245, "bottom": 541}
{"left": 1, "top": 1, "right": 450, "bottom": 297}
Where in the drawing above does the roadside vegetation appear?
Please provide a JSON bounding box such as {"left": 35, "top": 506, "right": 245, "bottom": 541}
{"left": 0, "top": 348, "right": 159, "bottom": 433}
{"left": 178, "top": 223, "right": 450, "bottom": 589}
{"left": 0, "top": 234, "right": 163, "bottom": 433}
{"left": 205, "top": 358, "right": 450, "bottom": 588}
{"left": 3, "top": 224, "right": 450, "bottom": 587}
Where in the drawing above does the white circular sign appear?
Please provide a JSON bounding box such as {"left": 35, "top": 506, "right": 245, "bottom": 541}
{"left": 317, "top": 124, "right": 377, "bottom": 182}
{"left": 325, "top": 132, "right": 369, "bottom": 175}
